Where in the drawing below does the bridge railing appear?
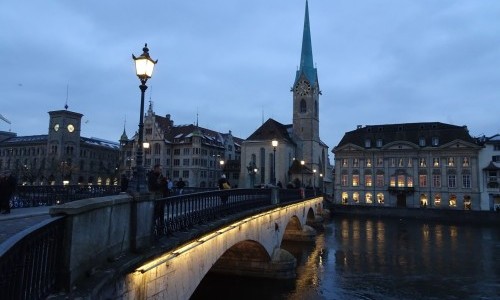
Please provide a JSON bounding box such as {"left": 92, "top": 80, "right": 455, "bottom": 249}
{"left": 11, "top": 185, "right": 122, "bottom": 208}
{"left": 0, "top": 217, "right": 65, "bottom": 300}
{"left": 153, "top": 188, "right": 273, "bottom": 237}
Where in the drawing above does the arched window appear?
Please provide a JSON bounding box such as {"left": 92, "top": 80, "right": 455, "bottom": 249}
{"left": 366, "top": 192, "right": 373, "bottom": 204}
{"left": 377, "top": 193, "right": 384, "bottom": 204}
{"left": 300, "top": 99, "right": 307, "bottom": 113}
{"left": 342, "top": 192, "right": 348, "bottom": 204}
{"left": 314, "top": 100, "right": 318, "bottom": 117}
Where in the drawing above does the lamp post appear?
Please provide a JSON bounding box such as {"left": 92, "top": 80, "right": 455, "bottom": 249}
{"left": 220, "top": 159, "right": 225, "bottom": 179}
{"left": 131, "top": 43, "right": 157, "bottom": 193}
{"left": 272, "top": 139, "right": 278, "bottom": 185}
{"left": 320, "top": 173, "right": 323, "bottom": 194}
{"left": 313, "top": 169, "right": 317, "bottom": 195}
{"left": 300, "top": 160, "right": 305, "bottom": 187}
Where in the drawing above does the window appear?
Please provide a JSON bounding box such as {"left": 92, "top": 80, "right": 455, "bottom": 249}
{"left": 174, "top": 149, "right": 180, "bottom": 155}
{"left": 398, "top": 158, "right": 404, "bottom": 167}
{"left": 173, "top": 170, "right": 179, "bottom": 178}
{"left": 432, "top": 175, "right": 441, "bottom": 188}
{"left": 365, "top": 175, "right": 372, "bottom": 187}
{"left": 419, "top": 137, "right": 426, "bottom": 147}
{"left": 173, "top": 159, "right": 180, "bottom": 166}
{"left": 407, "top": 159, "right": 412, "bottom": 167}
{"left": 462, "top": 157, "right": 470, "bottom": 167}
{"left": 391, "top": 158, "right": 396, "bottom": 167}
{"left": 376, "top": 139, "right": 383, "bottom": 147}
{"left": 365, "top": 139, "right": 371, "bottom": 148}
{"left": 366, "top": 193, "right": 373, "bottom": 204}
{"left": 376, "top": 157, "right": 383, "bottom": 167}
{"left": 449, "top": 195, "right": 457, "bottom": 207}
{"left": 145, "top": 128, "right": 152, "bottom": 135}
{"left": 183, "top": 148, "right": 190, "bottom": 155}
{"left": 366, "top": 158, "right": 372, "bottom": 167}
{"left": 353, "top": 158, "right": 359, "bottom": 167}
{"left": 341, "top": 175, "right": 348, "bottom": 186}
{"left": 342, "top": 159, "right": 348, "bottom": 167}
{"left": 397, "top": 175, "right": 405, "bottom": 187}
{"left": 419, "top": 158, "right": 426, "bottom": 167}
{"left": 419, "top": 175, "right": 427, "bottom": 187}
{"left": 342, "top": 192, "right": 348, "bottom": 204}
{"left": 154, "top": 144, "right": 161, "bottom": 155}
{"left": 300, "top": 99, "right": 307, "bottom": 113}
{"left": 447, "top": 157, "right": 455, "bottom": 167}
{"left": 183, "top": 159, "right": 189, "bottom": 166}
{"left": 464, "top": 195, "right": 471, "bottom": 210}
{"left": 182, "top": 170, "right": 189, "bottom": 178}
{"left": 462, "top": 175, "right": 471, "bottom": 188}
{"left": 376, "top": 175, "right": 384, "bottom": 187}
{"left": 432, "top": 137, "right": 439, "bottom": 146}
{"left": 434, "top": 194, "right": 441, "bottom": 207}
{"left": 377, "top": 193, "right": 384, "bottom": 204}
{"left": 390, "top": 176, "right": 396, "bottom": 187}
{"left": 448, "top": 175, "right": 456, "bottom": 188}
{"left": 352, "top": 175, "right": 359, "bottom": 186}
{"left": 353, "top": 192, "right": 359, "bottom": 203}
{"left": 407, "top": 176, "right": 413, "bottom": 187}
{"left": 420, "top": 194, "right": 428, "bottom": 207}
{"left": 433, "top": 158, "right": 440, "bottom": 167}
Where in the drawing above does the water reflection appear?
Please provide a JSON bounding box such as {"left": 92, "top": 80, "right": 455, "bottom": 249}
{"left": 192, "top": 216, "right": 500, "bottom": 299}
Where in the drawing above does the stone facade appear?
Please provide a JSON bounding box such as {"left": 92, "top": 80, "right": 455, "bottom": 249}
{"left": 477, "top": 134, "right": 500, "bottom": 210}
{"left": 333, "top": 122, "right": 484, "bottom": 210}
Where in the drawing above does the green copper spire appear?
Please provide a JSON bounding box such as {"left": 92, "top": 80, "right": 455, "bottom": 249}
{"left": 295, "top": 0, "right": 318, "bottom": 85}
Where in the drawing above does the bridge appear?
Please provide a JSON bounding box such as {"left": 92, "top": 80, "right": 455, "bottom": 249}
{"left": 0, "top": 188, "right": 327, "bottom": 299}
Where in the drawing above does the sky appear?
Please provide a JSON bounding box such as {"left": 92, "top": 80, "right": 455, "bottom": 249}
{"left": 1, "top": 0, "right": 499, "bottom": 163}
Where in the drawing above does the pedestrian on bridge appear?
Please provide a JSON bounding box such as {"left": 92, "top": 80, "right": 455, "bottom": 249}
{"left": 0, "top": 171, "right": 17, "bottom": 214}
{"left": 148, "top": 164, "right": 165, "bottom": 198}
{"left": 218, "top": 174, "right": 231, "bottom": 204}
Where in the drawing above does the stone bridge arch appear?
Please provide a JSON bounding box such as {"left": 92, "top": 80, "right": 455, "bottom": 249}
{"left": 118, "top": 197, "right": 324, "bottom": 299}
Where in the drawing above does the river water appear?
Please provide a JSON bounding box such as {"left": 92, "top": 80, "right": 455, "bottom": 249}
{"left": 191, "top": 216, "right": 500, "bottom": 299}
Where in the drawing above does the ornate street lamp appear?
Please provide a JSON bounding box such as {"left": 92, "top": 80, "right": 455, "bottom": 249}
{"left": 313, "top": 169, "right": 317, "bottom": 195}
{"left": 131, "top": 43, "right": 157, "bottom": 193}
{"left": 272, "top": 139, "right": 278, "bottom": 185}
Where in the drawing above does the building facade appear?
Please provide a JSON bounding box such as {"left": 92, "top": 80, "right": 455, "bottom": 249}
{"left": 477, "top": 134, "right": 500, "bottom": 210}
{"left": 239, "top": 1, "right": 333, "bottom": 192}
{"left": 120, "top": 103, "right": 242, "bottom": 188}
{"left": 0, "top": 108, "right": 120, "bottom": 185}
{"left": 333, "top": 122, "right": 483, "bottom": 210}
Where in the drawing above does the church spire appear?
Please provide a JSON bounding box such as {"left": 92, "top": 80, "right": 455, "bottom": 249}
{"left": 295, "top": 0, "right": 317, "bottom": 85}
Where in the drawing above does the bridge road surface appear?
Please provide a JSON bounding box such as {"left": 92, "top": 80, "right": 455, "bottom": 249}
{"left": 0, "top": 206, "right": 52, "bottom": 245}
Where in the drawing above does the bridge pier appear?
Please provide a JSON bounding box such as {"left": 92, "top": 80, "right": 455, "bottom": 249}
{"left": 283, "top": 224, "right": 317, "bottom": 242}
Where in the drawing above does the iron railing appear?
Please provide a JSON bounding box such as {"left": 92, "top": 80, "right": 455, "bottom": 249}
{"left": 0, "top": 217, "right": 65, "bottom": 300}
{"left": 11, "top": 185, "right": 122, "bottom": 208}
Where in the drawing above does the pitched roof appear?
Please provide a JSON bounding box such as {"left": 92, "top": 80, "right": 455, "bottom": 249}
{"left": 335, "top": 122, "right": 477, "bottom": 149}
{"left": 246, "top": 118, "right": 295, "bottom": 144}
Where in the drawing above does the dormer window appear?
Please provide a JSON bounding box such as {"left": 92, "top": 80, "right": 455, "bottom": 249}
{"left": 432, "top": 137, "right": 439, "bottom": 146}
{"left": 376, "top": 139, "right": 383, "bottom": 148}
{"left": 365, "top": 139, "right": 371, "bottom": 148}
{"left": 419, "top": 137, "right": 426, "bottom": 147}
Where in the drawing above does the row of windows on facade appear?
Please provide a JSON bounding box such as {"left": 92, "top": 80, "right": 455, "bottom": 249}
{"left": 138, "top": 139, "right": 234, "bottom": 155}
{"left": 126, "top": 157, "right": 224, "bottom": 169}
{"left": 0, "top": 158, "right": 116, "bottom": 173}
{"left": 341, "top": 191, "right": 472, "bottom": 209}
{"left": 341, "top": 157, "right": 471, "bottom": 168}
{"left": 363, "top": 137, "right": 442, "bottom": 148}
{"left": 1, "top": 146, "right": 114, "bottom": 160}
{"left": 341, "top": 174, "right": 472, "bottom": 189}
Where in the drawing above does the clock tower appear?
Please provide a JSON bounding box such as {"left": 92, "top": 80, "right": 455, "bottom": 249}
{"left": 292, "top": 0, "right": 321, "bottom": 169}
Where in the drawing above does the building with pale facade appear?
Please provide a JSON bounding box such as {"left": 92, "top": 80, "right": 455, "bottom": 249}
{"left": 477, "top": 134, "right": 500, "bottom": 210}
{"left": 333, "top": 122, "right": 484, "bottom": 210}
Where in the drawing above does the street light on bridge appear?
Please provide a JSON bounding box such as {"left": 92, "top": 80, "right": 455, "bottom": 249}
{"left": 131, "top": 43, "right": 157, "bottom": 193}
{"left": 272, "top": 139, "right": 278, "bottom": 185}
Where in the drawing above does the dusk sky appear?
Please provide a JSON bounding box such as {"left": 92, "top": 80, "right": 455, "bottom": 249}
{"left": 1, "top": 1, "right": 499, "bottom": 164}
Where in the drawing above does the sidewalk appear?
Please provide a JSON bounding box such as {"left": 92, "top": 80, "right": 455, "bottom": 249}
{"left": 0, "top": 206, "right": 53, "bottom": 245}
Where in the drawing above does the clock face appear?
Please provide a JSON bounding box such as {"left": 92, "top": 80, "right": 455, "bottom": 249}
{"left": 294, "top": 80, "right": 311, "bottom": 96}
{"left": 54, "top": 123, "right": 59, "bottom": 131}
{"left": 67, "top": 124, "right": 75, "bottom": 133}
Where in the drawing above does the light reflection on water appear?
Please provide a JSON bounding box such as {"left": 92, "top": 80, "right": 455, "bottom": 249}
{"left": 191, "top": 216, "right": 500, "bottom": 300}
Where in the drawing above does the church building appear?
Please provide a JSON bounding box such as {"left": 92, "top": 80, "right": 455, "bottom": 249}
{"left": 239, "top": 1, "right": 332, "bottom": 192}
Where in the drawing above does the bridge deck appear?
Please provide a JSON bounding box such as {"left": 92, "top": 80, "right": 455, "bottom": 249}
{"left": 0, "top": 206, "right": 52, "bottom": 244}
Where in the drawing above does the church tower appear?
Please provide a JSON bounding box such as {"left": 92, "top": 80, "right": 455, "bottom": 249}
{"left": 292, "top": 0, "right": 321, "bottom": 167}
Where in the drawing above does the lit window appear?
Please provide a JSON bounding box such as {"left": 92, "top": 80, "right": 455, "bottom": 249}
{"left": 377, "top": 193, "right": 384, "bottom": 204}
{"left": 449, "top": 195, "right": 457, "bottom": 207}
{"left": 342, "top": 159, "right": 348, "bottom": 167}
{"left": 464, "top": 195, "right": 471, "bottom": 210}
{"left": 420, "top": 194, "right": 428, "bottom": 207}
{"left": 342, "top": 192, "right": 348, "bottom": 204}
{"left": 448, "top": 175, "right": 456, "bottom": 188}
{"left": 365, "top": 175, "right": 372, "bottom": 187}
{"left": 407, "top": 176, "right": 413, "bottom": 187}
{"left": 419, "top": 175, "right": 427, "bottom": 187}
{"left": 462, "top": 157, "right": 469, "bottom": 167}
{"left": 366, "top": 158, "right": 372, "bottom": 167}
{"left": 447, "top": 157, "right": 455, "bottom": 167}
{"left": 419, "top": 158, "right": 426, "bottom": 167}
{"left": 353, "top": 192, "right": 359, "bottom": 203}
{"left": 352, "top": 175, "right": 359, "bottom": 186}
{"left": 390, "top": 176, "right": 396, "bottom": 187}
{"left": 366, "top": 193, "right": 373, "bottom": 204}
{"left": 433, "top": 158, "right": 440, "bottom": 167}
{"left": 398, "top": 175, "right": 405, "bottom": 187}
{"left": 434, "top": 194, "right": 441, "bottom": 207}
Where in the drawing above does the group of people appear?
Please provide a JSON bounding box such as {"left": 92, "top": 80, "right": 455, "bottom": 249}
{"left": 0, "top": 171, "right": 17, "bottom": 214}
{"left": 147, "top": 164, "right": 186, "bottom": 198}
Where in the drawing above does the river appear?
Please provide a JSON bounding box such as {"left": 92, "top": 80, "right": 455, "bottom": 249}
{"left": 191, "top": 215, "right": 500, "bottom": 299}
